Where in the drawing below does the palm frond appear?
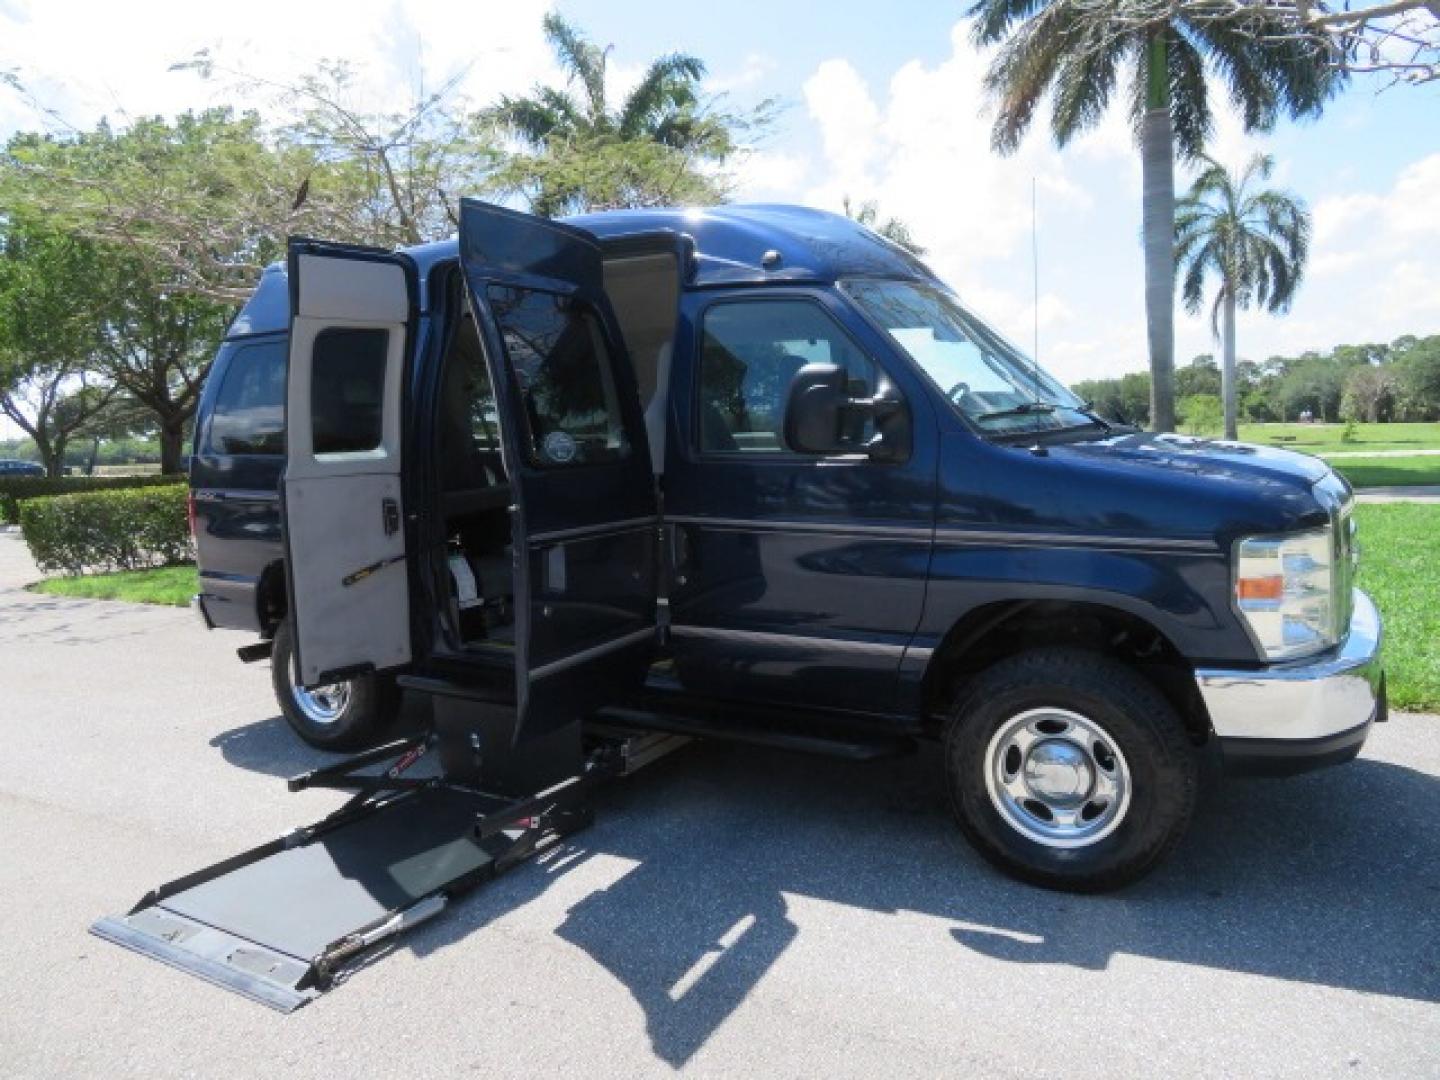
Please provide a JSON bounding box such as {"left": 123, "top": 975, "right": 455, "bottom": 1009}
{"left": 619, "top": 52, "right": 707, "bottom": 138}
{"left": 1165, "top": 29, "right": 1212, "bottom": 161}
{"left": 1050, "top": 15, "right": 1128, "bottom": 145}
{"left": 542, "top": 13, "right": 609, "bottom": 123}
{"left": 968, "top": 0, "right": 1056, "bottom": 48}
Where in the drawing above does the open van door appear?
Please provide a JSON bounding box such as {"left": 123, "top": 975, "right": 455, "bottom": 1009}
{"left": 283, "top": 241, "right": 418, "bottom": 686}
{"left": 458, "top": 199, "right": 665, "bottom": 743}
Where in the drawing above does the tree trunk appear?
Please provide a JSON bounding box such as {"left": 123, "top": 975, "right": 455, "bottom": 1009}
{"left": 1141, "top": 35, "right": 1176, "bottom": 434}
{"left": 46, "top": 436, "right": 67, "bottom": 479}
{"left": 159, "top": 422, "right": 187, "bottom": 475}
{"left": 1221, "top": 287, "right": 1238, "bottom": 440}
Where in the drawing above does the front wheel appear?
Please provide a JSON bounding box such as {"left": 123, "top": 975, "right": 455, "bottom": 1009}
{"left": 270, "top": 617, "right": 400, "bottom": 750}
{"left": 944, "top": 648, "right": 1198, "bottom": 893}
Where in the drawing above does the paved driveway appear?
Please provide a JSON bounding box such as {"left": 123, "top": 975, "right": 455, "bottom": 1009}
{"left": 0, "top": 533, "right": 1436, "bottom": 1079}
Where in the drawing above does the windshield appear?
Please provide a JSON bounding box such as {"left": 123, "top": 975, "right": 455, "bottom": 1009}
{"left": 843, "top": 279, "right": 1092, "bottom": 435}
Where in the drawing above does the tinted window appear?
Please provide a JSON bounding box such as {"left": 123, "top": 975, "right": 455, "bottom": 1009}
{"left": 698, "top": 300, "right": 877, "bottom": 454}
{"left": 206, "top": 342, "right": 286, "bottom": 456}
{"left": 311, "top": 328, "right": 388, "bottom": 456}
{"left": 487, "top": 285, "right": 627, "bottom": 467}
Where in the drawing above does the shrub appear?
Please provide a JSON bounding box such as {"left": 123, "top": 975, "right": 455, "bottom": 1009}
{"left": 0, "top": 473, "right": 184, "bottom": 524}
{"left": 20, "top": 485, "right": 191, "bottom": 575}
{"left": 1179, "top": 393, "right": 1223, "bottom": 436}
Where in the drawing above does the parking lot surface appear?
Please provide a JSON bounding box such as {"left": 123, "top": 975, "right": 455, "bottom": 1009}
{"left": 1, "top": 533, "right": 1437, "bottom": 1079}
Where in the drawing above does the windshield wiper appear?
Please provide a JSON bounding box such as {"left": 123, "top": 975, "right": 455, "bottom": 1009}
{"left": 976, "top": 401, "right": 1057, "bottom": 422}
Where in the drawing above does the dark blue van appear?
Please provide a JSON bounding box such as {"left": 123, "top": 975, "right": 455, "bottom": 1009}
{"left": 190, "top": 200, "right": 1384, "bottom": 891}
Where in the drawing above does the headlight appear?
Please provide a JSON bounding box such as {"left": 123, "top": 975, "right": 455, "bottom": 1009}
{"left": 1234, "top": 527, "right": 1337, "bottom": 660}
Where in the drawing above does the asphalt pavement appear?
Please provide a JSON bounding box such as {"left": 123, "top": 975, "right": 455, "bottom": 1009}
{"left": 1, "top": 532, "right": 1437, "bottom": 1079}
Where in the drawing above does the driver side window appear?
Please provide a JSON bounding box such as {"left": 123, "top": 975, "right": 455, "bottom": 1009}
{"left": 697, "top": 299, "right": 878, "bottom": 454}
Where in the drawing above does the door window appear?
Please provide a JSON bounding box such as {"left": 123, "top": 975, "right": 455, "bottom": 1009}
{"left": 698, "top": 299, "right": 878, "bottom": 454}
{"left": 206, "top": 342, "right": 286, "bottom": 455}
{"left": 310, "top": 328, "right": 389, "bottom": 456}
{"left": 487, "top": 285, "right": 628, "bottom": 468}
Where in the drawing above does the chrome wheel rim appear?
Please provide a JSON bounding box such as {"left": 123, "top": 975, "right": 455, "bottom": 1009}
{"left": 984, "top": 707, "right": 1131, "bottom": 849}
{"left": 290, "top": 655, "right": 351, "bottom": 727}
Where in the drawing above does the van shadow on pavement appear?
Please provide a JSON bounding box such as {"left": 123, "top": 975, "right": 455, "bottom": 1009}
{"left": 207, "top": 712, "right": 1439, "bottom": 1068}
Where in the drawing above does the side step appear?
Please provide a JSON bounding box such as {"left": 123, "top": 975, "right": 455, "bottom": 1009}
{"left": 596, "top": 704, "right": 915, "bottom": 761}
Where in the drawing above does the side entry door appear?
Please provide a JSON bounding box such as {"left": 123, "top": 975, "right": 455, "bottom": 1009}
{"left": 458, "top": 199, "right": 663, "bottom": 742}
{"left": 283, "top": 241, "right": 417, "bottom": 686}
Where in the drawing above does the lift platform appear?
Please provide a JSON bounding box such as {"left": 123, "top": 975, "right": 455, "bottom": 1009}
{"left": 91, "top": 726, "right": 686, "bottom": 1011}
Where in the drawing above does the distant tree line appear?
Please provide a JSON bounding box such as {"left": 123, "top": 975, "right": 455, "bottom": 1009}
{"left": 1073, "top": 334, "right": 1440, "bottom": 430}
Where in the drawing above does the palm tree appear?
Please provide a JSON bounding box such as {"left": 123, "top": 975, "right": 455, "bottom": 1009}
{"left": 491, "top": 14, "right": 732, "bottom": 215}
{"left": 968, "top": 0, "right": 1338, "bottom": 431}
{"left": 1175, "top": 153, "right": 1309, "bottom": 439}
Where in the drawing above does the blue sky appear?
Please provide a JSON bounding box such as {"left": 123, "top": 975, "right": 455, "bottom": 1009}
{"left": 2, "top": 0, "right": 1437, "bottom": 397}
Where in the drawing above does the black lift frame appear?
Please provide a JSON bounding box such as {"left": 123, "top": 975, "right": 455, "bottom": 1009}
{"left": 91, "top": 728, "right": 681, "bottom": 1011}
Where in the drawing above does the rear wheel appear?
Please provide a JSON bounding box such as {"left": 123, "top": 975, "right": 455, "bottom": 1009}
{"left": 943, "top": 648, "right": 1198, "bottom": 893}
{"left": 270, "top": 617, "right": 400, "bottom": 750}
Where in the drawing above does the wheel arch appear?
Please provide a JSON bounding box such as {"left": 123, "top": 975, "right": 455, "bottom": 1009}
{"left": 920, "top": 599, "right": 1212, "bottom": 745}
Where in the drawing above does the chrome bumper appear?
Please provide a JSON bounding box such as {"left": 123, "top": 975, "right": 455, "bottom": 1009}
{"left": 1196, "top": 590, "right": 1384, "bottom": 772}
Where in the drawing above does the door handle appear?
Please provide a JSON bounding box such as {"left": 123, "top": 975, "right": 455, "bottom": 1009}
{"left": 382, "top": 497, "right": 400, "bottom": 536}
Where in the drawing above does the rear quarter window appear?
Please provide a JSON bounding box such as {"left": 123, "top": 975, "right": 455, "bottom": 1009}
{"left": 205, "top": 342, "right": 287, "bottom": 456}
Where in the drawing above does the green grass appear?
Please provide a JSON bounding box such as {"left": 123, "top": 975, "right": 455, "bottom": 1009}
{"left": 1330, "top": 457, "right": 1440, "bottom": 489}
{"left": 1238, "top": 421, "right": 1440, "bottom": 454}
{"left": 1355, "top": 504, "right": 1440, "bottom": 713}
{"left": 29, "top": 564, "right": 197, "bottom": 607}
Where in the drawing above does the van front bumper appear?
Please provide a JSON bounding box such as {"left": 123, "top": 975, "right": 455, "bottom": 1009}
{"left": 1195, "top": 590, "right": 1385, "bottom": 776}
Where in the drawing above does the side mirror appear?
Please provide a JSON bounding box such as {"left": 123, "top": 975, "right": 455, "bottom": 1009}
{"left": 783, "top": 363, "right": 911, "bottom": 462}
{"left": 783, "top": 363, "right": 847, "bottom": 454}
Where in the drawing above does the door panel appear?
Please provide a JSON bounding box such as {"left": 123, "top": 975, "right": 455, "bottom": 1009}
{"left": 283, "top": 242, "right": 416, "bottom": 686}
{"left": 664, "top": 289, "right": 939, "bottom": 715}
{"left": 457, "top": 200, "right": 665, "bottom": 741}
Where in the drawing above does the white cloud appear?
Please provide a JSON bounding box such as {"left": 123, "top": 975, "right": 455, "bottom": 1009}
{"left": 0, "top": 0, "right": 558, "bottom": 134}
{"left": 709, "top": 52, "right": 777, "bottom": 95}
{"left": 801, "top": 26, "right": 1091, "bottom": 289}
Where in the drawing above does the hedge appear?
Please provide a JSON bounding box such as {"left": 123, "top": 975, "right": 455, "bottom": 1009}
{"left": 19, "top": 485, "right": 191, "bottom": 575}
{"left": 0, "top": 473, "right": 184, "bottom": 525}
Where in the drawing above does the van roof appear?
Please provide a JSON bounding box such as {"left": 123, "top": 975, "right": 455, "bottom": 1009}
{"left": 227, "top": 203, "right": 932, "bottom": 339}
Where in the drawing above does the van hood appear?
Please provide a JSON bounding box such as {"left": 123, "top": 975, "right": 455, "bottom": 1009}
{"left": 955, "top": 430, "right": 1350, "bottom": 547}
{"left": 1044, "top": 431, "right": 1350, "bottom": 536}
{"left": 1052, "top": 431, "right": 1333, "bottom": 488}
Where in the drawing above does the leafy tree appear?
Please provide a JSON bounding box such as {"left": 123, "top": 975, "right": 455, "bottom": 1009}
{"left": 1395, "top": 334, "right": 1440, "bottom": 419}
{"left": 490, "top": 13, "right": 765, "bottom": 215}
{"left": 1178, "top": 391, "right": 1223, "bottom": 435}
{"left": 1, "top": 110, "right": 307, "bottom": 301}
{"left": 1278, "top": 354, "right": 1344, "bottom": 420}
{"left": 1341, "top": 363, "right": 1400, "bottom": 423}
{"left": 91, "top": 254, "right": 234, "bottom": 473}
{"left": 1175, "top": 153, "right": 1310, "bottom": 438}
{"left": 175, "top": 56, "right": 501, "bottom": 246}
{"left": 0, "top": 219, "right": 116, "bottom": 477}
{"left": 1175, "top": 354, "right": 1223, "bottom": 398}
{"left": 968, "top": 0, "right": 1339, "bottom": 432}
{"left": 842, "top": 196, "right": 927, "bottom": 255}
{"left": 1074, "top": 370, "right": 1151, "bottom": 425}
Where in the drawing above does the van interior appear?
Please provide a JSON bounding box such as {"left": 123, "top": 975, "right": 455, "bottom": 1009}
{"left": 429, "top": 250, "right": 679, "bottom": 658}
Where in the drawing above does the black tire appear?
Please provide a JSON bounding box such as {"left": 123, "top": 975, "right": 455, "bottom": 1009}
{"left": 943, "top": 648, "right": 1198, "bottom": 893}
{"left": 270, "top": 617, "right": 400, "bottom": 751}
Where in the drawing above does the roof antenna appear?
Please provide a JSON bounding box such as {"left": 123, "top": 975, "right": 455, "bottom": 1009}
{"left": 1030, "top": 177, "right": 1042, "bottom": 404}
